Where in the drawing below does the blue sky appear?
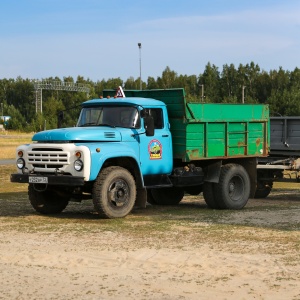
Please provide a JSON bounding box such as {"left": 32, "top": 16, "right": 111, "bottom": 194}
{"left": 1, "top": 0, "right": 300, "bottom": 81}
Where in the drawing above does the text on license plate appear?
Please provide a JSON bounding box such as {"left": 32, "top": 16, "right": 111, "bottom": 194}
{"left": 29, "top": 177, "right": 48, "bottom": 184}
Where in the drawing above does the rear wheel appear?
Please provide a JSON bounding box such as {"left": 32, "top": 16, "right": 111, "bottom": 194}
{"left": 28, "top": 184, "right": 69, "bottom": 214}
{"left": 151, "top": 187, "right": 184, "bottom": 205}
{"left": 93, "top": 166, "right": 136, "bottom": 218}
{"left": 214, "top": 164, "right": 250, "bottom": 209}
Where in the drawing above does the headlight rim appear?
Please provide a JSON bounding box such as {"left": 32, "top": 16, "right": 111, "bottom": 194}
{"left": 74, "top": 159, "right": 84, "bottom": 172}
{"left": 17, "top": 158, "right": 25, "bottom": 169}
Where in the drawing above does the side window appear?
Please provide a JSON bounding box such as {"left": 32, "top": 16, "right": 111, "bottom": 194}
{"left": 149, "top": 108, "right": 163, "bottom": 129}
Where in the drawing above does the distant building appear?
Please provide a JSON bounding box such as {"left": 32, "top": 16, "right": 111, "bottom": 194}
{"left": 0, "top": 116, "right": 11, "bottom": 125}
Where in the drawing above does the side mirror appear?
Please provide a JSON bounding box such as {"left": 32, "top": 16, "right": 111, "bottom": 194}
{"left": 57, "top": 111, "right": 64, "bottom": 128}
{"left": 144, "top": 115, "right": 154, "bottom": 136}
{"left": 141, "top": 109, "right": 155, "bottom": 136}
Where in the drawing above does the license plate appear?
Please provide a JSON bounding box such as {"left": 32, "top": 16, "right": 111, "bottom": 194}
{"left": 29, "top": 176, "right": 48, "bottom": 184}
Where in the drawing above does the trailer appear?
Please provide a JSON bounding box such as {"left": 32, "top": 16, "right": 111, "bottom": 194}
{"left": 256, "top": 116, "right": 300, "bottom": 198}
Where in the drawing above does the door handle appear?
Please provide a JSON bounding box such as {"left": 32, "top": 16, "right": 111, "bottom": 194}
{"left": 162, "top": 135, "right": 169, "bottom": 137}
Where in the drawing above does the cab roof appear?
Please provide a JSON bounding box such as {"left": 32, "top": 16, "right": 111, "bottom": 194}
{"left": 82, "top": 97, "right": 166, "bottom": 107}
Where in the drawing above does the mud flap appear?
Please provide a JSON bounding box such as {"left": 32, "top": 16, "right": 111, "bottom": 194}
{"left": 135, "top": 188, "right": 147, "bottom": 208}
{"left": 205, "top": 160, "right": 222, "bottom": 183}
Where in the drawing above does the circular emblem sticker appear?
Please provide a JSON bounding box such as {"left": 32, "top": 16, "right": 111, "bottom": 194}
{"left": 148, "top": 139, "right": 162, "bottom": 160}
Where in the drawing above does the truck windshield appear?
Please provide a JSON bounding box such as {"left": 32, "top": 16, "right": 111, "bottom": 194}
{"left": 77, "top": 106, "right": 141, "bottom": 128}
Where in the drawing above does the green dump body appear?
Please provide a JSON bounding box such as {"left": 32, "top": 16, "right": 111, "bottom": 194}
{"left": 103, "top": 88, "right": 270, "bottom": 162}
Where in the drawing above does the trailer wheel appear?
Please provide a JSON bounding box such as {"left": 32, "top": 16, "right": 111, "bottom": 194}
{"left": 254, "top": 181, "right": 273, "bottom": 199}
{"left": 184, "top": 185, "right": 203, "bottom": 196}
{"left": 203, "top": 182, "right": 220, "bottom": 209}
{"left": 93, "top": 166, "right": 136, "bottom": 218}
{"left": 150, "top": 187, "right": 184, "bottom": 205}
{"left": 28, "top": 184, "right": 69, "bottom": 214}
{"left": 215, "top": 164, "right": 250, "bottom": 209}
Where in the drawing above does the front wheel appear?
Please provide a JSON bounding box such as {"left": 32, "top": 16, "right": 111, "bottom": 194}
{"left": 214, "top": 164, "right": 250, "bottom": 209}
{"left": 93, "top": 166, "right": 136, "bottom": 218}
{"left": 28, "top": 184, "right": 69, "bottom": 214}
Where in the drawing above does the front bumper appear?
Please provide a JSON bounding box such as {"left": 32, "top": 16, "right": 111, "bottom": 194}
{"left": 10, "top": 173, "right": 85, "bottom": 186}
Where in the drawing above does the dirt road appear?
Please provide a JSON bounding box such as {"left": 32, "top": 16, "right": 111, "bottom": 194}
{"left": 0, "top": 189, "right": 299, "bottom": 300}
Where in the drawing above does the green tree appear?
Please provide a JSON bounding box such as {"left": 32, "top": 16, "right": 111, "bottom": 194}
{"left": 5, "top": 104, "right": 27, "bottom": 131}
{"left": 199, "top": 62, "right": 221, "bottom": 103}
{"left": 255, "top": 71, "right": 272, "bottom": 103}
{"left": 147, "top": 76, "right": 159, "bottom": 89}
{"left": 43, "top": 96, "right": 65, "bottom": 129}
{"left": 124, "top": 77, "right": 140, "bottom": 90}
{"left": 220, "top": 63, "right": 238, "bottom": 102}
{"left": 157, "top": 66, "right": 177, "bottom": 89}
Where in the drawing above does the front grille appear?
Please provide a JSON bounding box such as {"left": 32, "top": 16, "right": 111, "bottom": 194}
{"left": 28, "top": 148, "right": 69, "bottom": 169}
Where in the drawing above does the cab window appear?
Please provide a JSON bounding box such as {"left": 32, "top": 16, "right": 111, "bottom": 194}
{"left": 148, "top": 108, "right": 163, "bottom": 129}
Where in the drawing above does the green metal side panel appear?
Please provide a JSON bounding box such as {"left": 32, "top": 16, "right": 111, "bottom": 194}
{"left": 174, "top": 102, "right": 269, "bottom": 161}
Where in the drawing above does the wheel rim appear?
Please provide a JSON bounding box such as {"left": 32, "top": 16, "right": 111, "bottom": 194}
{"left": 107, "top": 179, "right": 130, "bottom": 207}
{"left": 228, "top": 175, "right": 244, "bottom": 202}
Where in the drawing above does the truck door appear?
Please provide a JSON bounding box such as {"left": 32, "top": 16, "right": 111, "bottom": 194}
{"left": 139, "top": 107, "right": 173, "bottom": 175}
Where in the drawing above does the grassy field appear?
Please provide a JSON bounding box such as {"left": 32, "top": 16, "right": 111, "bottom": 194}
{"left": 1, "top": 162, "right": 300, "bottom": 231}
{"left": 0, "top": 131, "right": 33, "bottom": 160}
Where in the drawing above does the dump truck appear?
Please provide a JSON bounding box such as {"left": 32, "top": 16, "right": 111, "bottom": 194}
{"left": 10, "top": 88, "right": 269, "bottom": 218}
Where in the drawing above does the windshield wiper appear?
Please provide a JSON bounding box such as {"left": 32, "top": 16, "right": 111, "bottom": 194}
{"left": 79, "top": 122, "right": 116, "bottom": 128}
{"left": 98, "top": 123, "right": 116, "bottom": 128}
{"left": 79, "top": 122, "right": 96, "bottom": 127}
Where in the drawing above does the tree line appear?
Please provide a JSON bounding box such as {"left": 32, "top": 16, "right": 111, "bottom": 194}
{"left": 1, "top": 62, "right": 300, "bottom": 132}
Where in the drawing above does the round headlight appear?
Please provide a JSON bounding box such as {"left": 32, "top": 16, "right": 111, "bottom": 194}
{"left": 17, "top": 158, "right": 25, "bottom": 169}
{"left": 74, "top": 159, "right": 83, "bottom": 171}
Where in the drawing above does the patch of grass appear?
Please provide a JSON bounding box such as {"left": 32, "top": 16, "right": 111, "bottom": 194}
{"left": 0, "top": 165, "right": 27, "bottom": 193}
{"left": 0, "top": 132, "right": 32, "bottom": 159}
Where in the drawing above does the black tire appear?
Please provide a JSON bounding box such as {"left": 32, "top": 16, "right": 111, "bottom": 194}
{"left": 184, "top": 185, "right": 203, "bottom": 196}
{"left": 203, "top": 182, "right": 220, "bottom": 209}
{"left": 93, "top": 166, "right": 136, "bottom": 218}
{"left": 214, "top": 164, "right": 250, "bottom": 209}
{"left": 151, "top": 187, "right": 184, "bottom": 205}
{"left": 28, "top": 184, "right": 69, "bottom": 214}
{"left": 254, "top": 181, "right": 273, "bottom": 199}
{"left": 146, "top": 189, "right": 157, "bottom": 205}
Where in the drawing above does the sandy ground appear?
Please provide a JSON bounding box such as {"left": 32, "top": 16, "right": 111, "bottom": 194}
{"left": 0, "top": 192, "right": 300, "bottom": 300}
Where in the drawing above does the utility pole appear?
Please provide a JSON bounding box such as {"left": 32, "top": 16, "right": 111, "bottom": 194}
{"left": 138, "top": 43, "right": 142, "bottom": 90}
{"left": 200, "top": 84, "right": 204, "bottom": 102}
{"left": 242, "top": 86, "right": 246, "bottom": 103}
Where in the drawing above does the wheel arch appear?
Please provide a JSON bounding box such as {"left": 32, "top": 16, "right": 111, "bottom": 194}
{"left": 204, "top": 157, "right": 257, "bottom": 198}
{"left": 100, "top": 157, "right": 144, "bottom": 189}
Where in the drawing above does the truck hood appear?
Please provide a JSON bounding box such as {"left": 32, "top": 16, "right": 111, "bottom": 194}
{"left": 32, "top": 127, "right": 122, "bottom": 142}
